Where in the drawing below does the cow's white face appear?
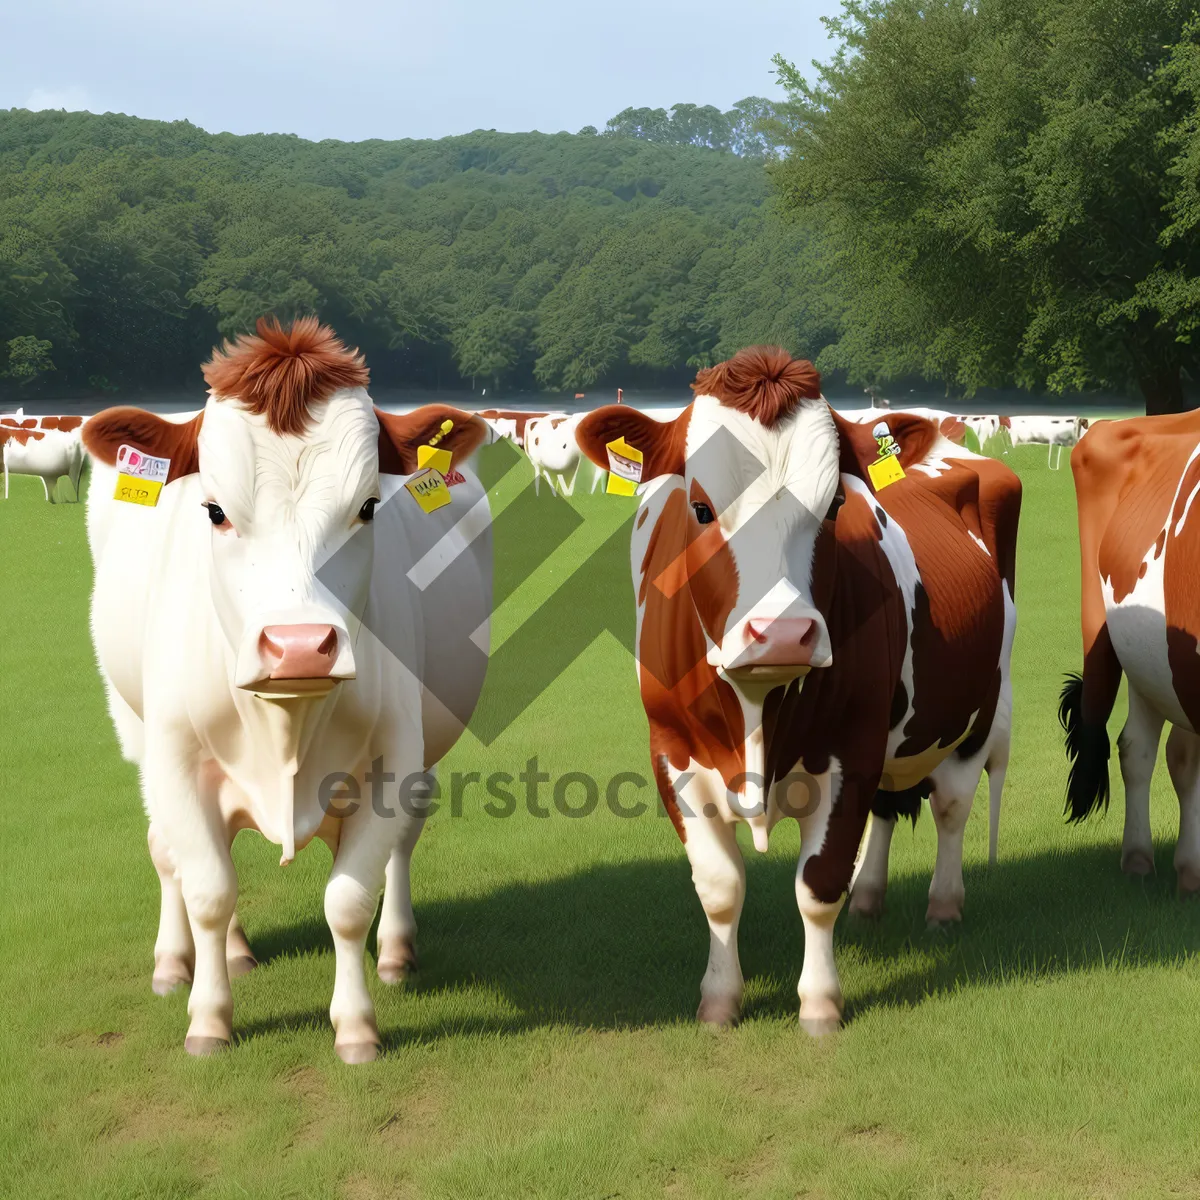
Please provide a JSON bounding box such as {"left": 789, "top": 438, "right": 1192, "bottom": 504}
{"left": 197, "top": 388, "right": 379, "bottom": 694}
{"left": 683, "top": 396, "right": 838, "bottom": 685}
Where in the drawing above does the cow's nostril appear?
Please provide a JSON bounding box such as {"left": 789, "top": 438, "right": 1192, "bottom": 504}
{"left": 317, "top": 627, "right": 337, "bottom": 657}
{"left": 259, "top": 629, "right": 285, "bottom": 671}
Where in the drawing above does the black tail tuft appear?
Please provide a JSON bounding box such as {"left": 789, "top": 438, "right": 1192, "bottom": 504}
{"left": 1059, "top": 672, "right": 1110, "bottom": 822}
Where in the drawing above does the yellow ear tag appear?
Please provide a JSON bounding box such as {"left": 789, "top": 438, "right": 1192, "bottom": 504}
{"left": 868, "top": 454, "right": 905, "bottom": 490}
{"left": 404, "top": 468, "right": 452, "bottom": 514}
{"left": 113, "top": 443, "right": 170, "bottom": 507}
{"left": 417, "top": 419, "right": 455, "bottom": 475}
{"left": 605, "top": 437, "right": 643, "bottom": 497}
{"left": 867, "top": 422, "right": 905, "bottom": 490}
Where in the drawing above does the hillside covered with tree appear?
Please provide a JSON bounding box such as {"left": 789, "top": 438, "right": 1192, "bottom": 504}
{"left": 0, "top": 106, "right": 837, "bottom": 398}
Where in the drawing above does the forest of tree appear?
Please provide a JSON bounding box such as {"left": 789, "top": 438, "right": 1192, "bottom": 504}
{"left": 0, "top": 103, "right": 835, "bottom": 399}
{"left": 3, "top": 0, "right": 1198, "bottom": 410}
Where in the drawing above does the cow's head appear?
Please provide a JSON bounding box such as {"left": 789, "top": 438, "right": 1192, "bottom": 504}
{"left": 578, "top": 347, "right": 841, "bottom": 692}
{"left": 84, "top": 317, "right": 486, "bottom": 697}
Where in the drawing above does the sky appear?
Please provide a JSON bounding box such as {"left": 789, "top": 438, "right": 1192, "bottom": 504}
{"left": 2, "top": 0, "right": 837, "bottom": 143}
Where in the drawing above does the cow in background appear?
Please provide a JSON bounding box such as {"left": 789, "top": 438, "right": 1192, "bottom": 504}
{"left": 476, "top": 408, "right": 558, "bottom": 449}
{"left": 85, "top": 317, "right": 492, "bottom": 1061}
{"left": 577, "top": 347, "right": 1020, "bottom": 1034}
{"left": 2, "top": 426, "right": 84, "bottom": 502}
{"left": 1008, "top": 415, "right": 1088, "bottom": 468}
{"left": 1061, "top": 414, "right": 1200, "bottom": 889}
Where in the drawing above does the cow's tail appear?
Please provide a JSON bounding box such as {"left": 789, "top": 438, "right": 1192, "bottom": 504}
{"left": 1059, "top": 651, "right": 1120, "bottom": 822}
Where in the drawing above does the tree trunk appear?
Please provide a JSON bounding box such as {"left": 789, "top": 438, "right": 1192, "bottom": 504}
{"left": 1139, "top": 364, "right": 1186, "bottom": 415}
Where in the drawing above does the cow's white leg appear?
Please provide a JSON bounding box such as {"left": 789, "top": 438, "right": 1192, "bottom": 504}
{"left": 43, "top": 475, "right": 54, "bottom": 503}
{"left": 147, "top": 821, "right": 194, "bottom": 995}
{"left": 376, "top": 802, "right": 425, "bottom": 983}
{"left": 1166, "top": 725, "right": 1200, "bottom": 894}
{"left": 1118, "top": 687, "right": 1164, "bottom": 876}
{"left": 848, "top": 814, "right": 893, "bottom": 918}
{"left": 926, "top": 755, "right": 984, "bottom": 926}
{"left": 325, "top": 802, "right": 398, "bottom": 1063}
{"left": 226, "top": 911, "right": 257, "bottom": 977}
{"left": 680, "top": 797, "right": 746, "bottom": 1027}
{"left": 795, "top": 767, "right": 844, "bottom": 1035}
{"left": 144, "top": 742, "right": 238, "bottom": 1054}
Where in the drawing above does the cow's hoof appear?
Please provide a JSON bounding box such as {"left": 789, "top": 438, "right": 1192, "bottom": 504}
{"left": 227, "top": 955, "right": 258, "bottom": 978}
{"left": 925, "top": 897, "right": 963, "bottom": 927}
{"left": 696, "top": 995, "right": 741, "bottom": 1028}
{"left": 335, "top": 1041, "right": 380, "bottom": 1065}
{"left": 849, "top": 886, "right": 885, "bottom": 919}
{"left": 376, "top": 937, "right": 417, "bottom": 984}
{"left": 799, "top": 1014, "right": 841, "bottom": 1038}
{"left": 152, "top": 956, "right": 192, "bottom": 995}
{"left": 184, "top": 1036, "right": 230, "bottom": 1057}
{"left": 1178, "top": 864, "right": 1200, "bottom": 896}
{"left": 1122, "top": 849, "right": 1154, "bottom": 877}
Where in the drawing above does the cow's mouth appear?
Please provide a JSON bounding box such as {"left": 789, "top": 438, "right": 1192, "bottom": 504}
{"left": 724, "top": 663, "right": 813, "bottom": 685}
{"left": 248, "top": 677, "right": 341, "bottom": 700}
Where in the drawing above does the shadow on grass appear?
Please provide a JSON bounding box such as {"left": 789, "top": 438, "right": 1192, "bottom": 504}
{"left": 242, "top": 839, "right": 1200, "bottom": 1045}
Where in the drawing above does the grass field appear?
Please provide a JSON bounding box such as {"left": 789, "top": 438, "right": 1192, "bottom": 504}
{"left": 4, "top": 444, "right": 1200, "bottom": 1199}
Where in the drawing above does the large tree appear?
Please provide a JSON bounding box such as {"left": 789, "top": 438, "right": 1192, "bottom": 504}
{"left": 772, "top": 1, "right": 1200, "bottom": 413}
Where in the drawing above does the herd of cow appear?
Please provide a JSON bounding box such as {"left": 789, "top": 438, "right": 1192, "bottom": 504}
{"left": 7, "top": 317, "right": 1195, "bottom": 1062}
{"left": 0, "top": 401, "right": 1086, "bottom": 508}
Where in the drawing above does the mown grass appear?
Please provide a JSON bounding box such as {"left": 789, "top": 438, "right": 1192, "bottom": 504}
{"left": 3, "top": 444, "right": 1200, "bottom": 1199}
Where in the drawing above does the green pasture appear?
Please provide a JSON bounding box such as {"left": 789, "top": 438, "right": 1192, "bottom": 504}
{"left": 3, "top": 445, "right": 1200, "bottom": 1199}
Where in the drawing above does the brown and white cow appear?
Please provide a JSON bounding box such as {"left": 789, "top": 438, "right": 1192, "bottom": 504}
{"left": 577, "top": 347, "right": 1020, "bottom": 1033}
{"left": 476, "top": 408, "right": 557, "bottom": 449}
{"left": 1062, "top": 413, "right": 1200, "bottom": 887}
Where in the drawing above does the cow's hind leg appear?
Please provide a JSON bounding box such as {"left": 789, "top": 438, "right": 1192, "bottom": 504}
{"left": 376, "top": 799, "right": 426, "bottom": 983}
{"left": 226, "top": 911, "right": 257, "bottom": 977}
{"left": 147, "top": 822, "right": 194, "bottom": 995}
{"left": 1166, "top": 725, "right": 1200, "bottom": 894}
{"left": 1118, "top": 688, "right": 1164, "bottom": 876}
{"left": 926, "top": 753, "right": 986, "bottom": 926}
{"left": 848, "top": 814, "right": 893, "bottom": 919}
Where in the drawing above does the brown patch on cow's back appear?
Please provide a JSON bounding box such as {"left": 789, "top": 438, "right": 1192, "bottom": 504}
{"left": 691, "top": 346, "right": 821, "bottom": 428}
{"left": 1, "top": 428, "right": 45, "bottom": 446}
{"left": 1, "top": 417, "right": 37, "bottom": 429}
{"left": 1163, "top": 447, "right": 1200, "bottom": 729}
{"left": 39, "top": 415, "right": 83, "bottom": 432}
{"left": 202, "top": 316, "right": 369, "bottom": 436}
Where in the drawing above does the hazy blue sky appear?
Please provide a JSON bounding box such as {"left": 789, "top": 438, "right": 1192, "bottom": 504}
{"left": 2, "top": 0, "right": 836, "bottom": 142}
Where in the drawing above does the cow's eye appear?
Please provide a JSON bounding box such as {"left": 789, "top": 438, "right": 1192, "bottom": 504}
{"left": 203, "top": 502, "right": 229, "bottom": 528}
{"left": 692, "top": 502, "right": 715, "bottom": 525}
{"left": 359, "top": 497, "right": 378, "bottom": 522}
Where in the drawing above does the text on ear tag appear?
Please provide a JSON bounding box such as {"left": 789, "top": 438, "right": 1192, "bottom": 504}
{"left": 113, "top": 443, "right": 170, "bottom": 507}
{"left": 605, "top": 437, "right": 643, "bottom": 497}
{"left": 404, "top": 468, "right": 452, "bottom": 514}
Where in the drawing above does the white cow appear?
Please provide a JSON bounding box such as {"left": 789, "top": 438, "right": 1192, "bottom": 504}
{"left": 2, "top": 427, "right": 84, "bottom": 502}
{"left": 1007, "top": 414, "right": 1087, "bottom": 468}
{"left": 84, "top": 317, "right": 492, "bottom": 1062}
{"left": 525, "top": 412, "right": 607, "bottom": 496}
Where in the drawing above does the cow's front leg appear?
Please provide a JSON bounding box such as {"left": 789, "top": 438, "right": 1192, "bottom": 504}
{"left": 325, "top": 802, "right": 396, "bottom": 1063}
{"left": 678, "top": 776, "right": 746, "bottom": 1027}
{"left": 144, "top": 741, "right": 238, "bottom": 1054}
{"left": 376, "top": 800, "right": 426, "bottom": 983}
{"left": 795, "top": 764, "right": 872, "bottom": 1036}
{"left": 147, "top": 821, "right": 194, "bottom": 995}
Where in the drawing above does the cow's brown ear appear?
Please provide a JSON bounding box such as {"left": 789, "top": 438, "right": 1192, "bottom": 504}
{"left": 82, "top": 407, "right": 203, "bottom": 484}
{"left": 376, "top": 405, "right": 488, "bottom": 475}
{"left": 575, "top": 405, "right": 690, "bottom": 479}
{"left": 832, "top": 409, "right": 938, "bottom": 487}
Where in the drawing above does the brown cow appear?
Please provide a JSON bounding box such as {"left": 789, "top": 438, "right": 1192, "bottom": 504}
{"left": 577, "top": 348, "right": 1021, "bottom": 1033}
{"left": 1062, "top": 414, "right": 1200, "bottom": 888}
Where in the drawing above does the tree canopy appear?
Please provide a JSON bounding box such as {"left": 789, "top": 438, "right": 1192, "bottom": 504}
{"left": 0, "top": 106, "right": 834, "bottom": 399}
{"left": 770, "top": 0, "right": 1200, "bottom": 413}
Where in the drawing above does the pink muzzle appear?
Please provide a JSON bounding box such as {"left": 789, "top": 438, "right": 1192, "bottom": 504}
{"left": 258, "top": 624, "right": 338, "bottom": 680}
{"left": 740, "top": 616, "right": 821, "bottom": 668}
